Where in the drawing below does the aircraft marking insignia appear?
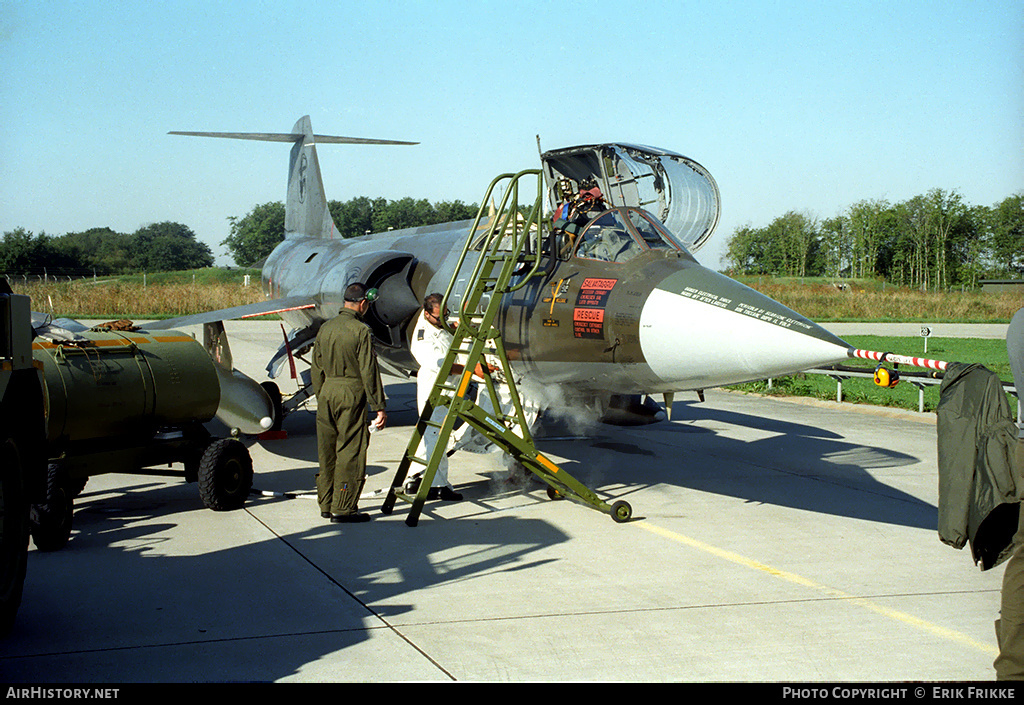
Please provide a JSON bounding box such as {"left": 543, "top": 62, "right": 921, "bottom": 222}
{"left": 573, "top": 307, "right": 605, "bottom": 339}
{"left": 576, "top": 278, "right": 617, "bottom": 307}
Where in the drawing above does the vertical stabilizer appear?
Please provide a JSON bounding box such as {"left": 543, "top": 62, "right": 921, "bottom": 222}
{"left": 169, "top": 117, "right": 417, "bottom": 241}
{"left": 286, "top": 116, "right": 336, "bottom": 239}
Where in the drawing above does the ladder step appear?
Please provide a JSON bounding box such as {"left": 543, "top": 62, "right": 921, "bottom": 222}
{"left": 389, "top": 490, "right": 419, "bottom": 507}
{"left": 451, "top": 345, "right": 500, "bottom": 355}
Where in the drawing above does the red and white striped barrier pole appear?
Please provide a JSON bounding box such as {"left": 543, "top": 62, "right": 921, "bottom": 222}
{"left": 848, "top": 348, "right": 948, "bottom": 371}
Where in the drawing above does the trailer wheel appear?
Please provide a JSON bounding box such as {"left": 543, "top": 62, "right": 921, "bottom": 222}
{"left": 197, "top": 439, "right": 253, "bottom": 511}
{"left": 30, "top": 464, "right": 73, "bottom": 552}
{"left": 0, "top": 437, "right": 28, "bottom": 634}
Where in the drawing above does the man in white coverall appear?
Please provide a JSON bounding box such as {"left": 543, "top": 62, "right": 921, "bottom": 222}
{"left": 409, "top": 293, "right": 491, "bottom": 501}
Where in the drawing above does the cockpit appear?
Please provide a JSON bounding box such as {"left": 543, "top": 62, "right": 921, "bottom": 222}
{"left": 569, "top": 207, "right": 694, "bottom": 264}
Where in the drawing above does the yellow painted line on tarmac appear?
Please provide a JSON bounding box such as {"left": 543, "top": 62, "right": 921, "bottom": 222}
{"left": 635, "top": 521, "right": 997, "bottom": 656}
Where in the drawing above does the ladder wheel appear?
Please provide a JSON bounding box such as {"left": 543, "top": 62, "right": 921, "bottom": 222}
{"left": 546, "top": 486, "right": 563, "bottom": 500}
{"left": 610, "top": 500, "right": 632, "bottom": 523}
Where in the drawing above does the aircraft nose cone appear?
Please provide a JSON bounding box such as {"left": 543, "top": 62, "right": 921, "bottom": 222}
{"left": 639, "top": 267, "right": 850, "bottom": 390}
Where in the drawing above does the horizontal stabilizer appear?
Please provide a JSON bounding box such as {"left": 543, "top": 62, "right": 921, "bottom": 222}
{"left": 169, "top": 131, "right": 417, "bottom": 146}
{"left": 171, "top": 116, "right": 417, "bottom": 240}
{"left": 143, "top": 296, "right": 316, "bottom": 330}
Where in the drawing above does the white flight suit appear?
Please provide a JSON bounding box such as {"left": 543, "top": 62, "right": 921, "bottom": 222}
{"left": 409, "top": 311, "right": 454, "bottom": 488}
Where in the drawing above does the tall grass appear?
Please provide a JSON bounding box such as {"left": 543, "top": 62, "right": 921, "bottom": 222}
{"left": 736, "top": 277, "right": 1023, "bottom": 322}
{"left": 16, "top": 269, "right": 264, "bottom": 319}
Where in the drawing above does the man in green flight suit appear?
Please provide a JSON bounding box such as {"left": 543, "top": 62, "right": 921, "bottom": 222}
{"left": 311, "top": 283, "right": 387, "bottom": 523}
{"left": 996, "top": 307, "right": 1024, "bottom": 680}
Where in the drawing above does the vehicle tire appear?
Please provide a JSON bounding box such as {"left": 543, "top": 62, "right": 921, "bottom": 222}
{"left": 197, "top": 439, "right": 253, "bottom": 511}
{"left": 0, "top": 437, "right": 29, "bottom": 635}
{"left": 30, "top": 464, "right": 73, "bottom": 553}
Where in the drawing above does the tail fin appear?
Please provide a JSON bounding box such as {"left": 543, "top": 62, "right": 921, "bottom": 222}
{"left": 170, "top": 116, "right": 416, "bottom": 239}
{"left": 285, "top": 116, "right": 332, "bottom": 239}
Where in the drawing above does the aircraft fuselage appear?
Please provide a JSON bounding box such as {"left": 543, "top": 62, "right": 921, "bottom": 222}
{"left": 260, "top": 212, "right": 851, "bottom": 399}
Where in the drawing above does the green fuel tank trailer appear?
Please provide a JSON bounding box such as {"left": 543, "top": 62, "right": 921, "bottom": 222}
{"left": 35, "top": 328, "right": 220, "bottom": 448}
{"left": 28, "top": 320, "right": 274, "bottom": 550}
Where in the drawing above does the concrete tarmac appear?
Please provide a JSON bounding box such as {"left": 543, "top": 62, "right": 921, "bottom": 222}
{"left": 0, "top": 321, "right": 1010, "bottom": 682}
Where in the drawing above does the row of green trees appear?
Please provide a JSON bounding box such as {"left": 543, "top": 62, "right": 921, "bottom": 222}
{"left": 222, "top": 197, "right": 480, "bottom": 266}
{"left": 723, "top": 191, "right": 1022, "bottom": 289}
{"left": 0, "top": 222, "right": 214, "bottom": 277}
{"left": 1, "top": 196, "right": 481, "bottom": 275}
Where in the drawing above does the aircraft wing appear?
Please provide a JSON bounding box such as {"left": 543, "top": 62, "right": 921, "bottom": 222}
{"left": 143, "top": 296, "right": 316, "bottom": 330}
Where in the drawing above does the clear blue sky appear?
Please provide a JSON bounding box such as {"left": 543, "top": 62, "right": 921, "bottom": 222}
{"left": 2, "top": 0, "right": 1021, "bottom": 269}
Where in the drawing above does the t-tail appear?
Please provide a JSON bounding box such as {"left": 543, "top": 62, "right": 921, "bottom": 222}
{"left": 170, "top": 115, "right": 417, "bottom": 240}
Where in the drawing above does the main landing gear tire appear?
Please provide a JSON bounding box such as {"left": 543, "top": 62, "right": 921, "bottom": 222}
{"left": 198, "top": 439, "right": 253, "bottom": 511}
{"left": 610, "top": 500, "right": 632, "bottom": 523}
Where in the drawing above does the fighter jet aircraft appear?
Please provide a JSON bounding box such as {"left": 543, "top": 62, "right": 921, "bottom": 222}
{"left": 149, "top": 116, "right": 854, "bottom": 424}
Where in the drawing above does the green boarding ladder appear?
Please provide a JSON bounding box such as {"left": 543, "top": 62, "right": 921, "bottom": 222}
{"left": 381, "top": 168, "right": 633, "bottom": 526}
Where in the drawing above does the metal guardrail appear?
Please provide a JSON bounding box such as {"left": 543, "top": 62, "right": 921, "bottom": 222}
{"left": 773, "top": 367, "right": 1021, "bottom": 423}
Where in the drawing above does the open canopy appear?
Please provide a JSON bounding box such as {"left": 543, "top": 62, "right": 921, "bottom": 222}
{"left": 541, "top": 143, "right": 721, "bottom": 253}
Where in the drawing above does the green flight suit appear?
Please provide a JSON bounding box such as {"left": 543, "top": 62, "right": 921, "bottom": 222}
{"left": 995, "top": 439, "right": 1024, "bottom": 681}
{"left": 310, "top": 308, "right": 387, "bottom": 517}
{"left": 999, "top": 309, "right": 1024, "bottom": 679}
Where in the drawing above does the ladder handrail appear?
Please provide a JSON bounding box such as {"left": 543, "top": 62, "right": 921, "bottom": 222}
{"left": 439, "top": 168, "right": 545, "bottom": 335}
